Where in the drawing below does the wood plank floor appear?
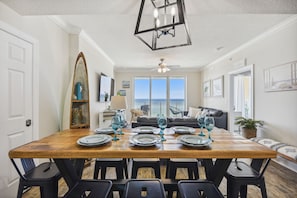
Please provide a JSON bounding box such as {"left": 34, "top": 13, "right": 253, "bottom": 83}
{"left": 22, "top": 159, "right": 297, "bottom": 198}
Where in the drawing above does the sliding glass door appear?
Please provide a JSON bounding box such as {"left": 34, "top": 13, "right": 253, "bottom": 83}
{"left": 169, "top": 77, "right": 185, "bottom": 117}
{"left": 151, "top": 77, "right": 167, "bottom": 116}
{"left": 134, "top": 77, "right": 150, "bottom": 115}
{"left": 134, "top": 76, "right": 186, "bottom": 117}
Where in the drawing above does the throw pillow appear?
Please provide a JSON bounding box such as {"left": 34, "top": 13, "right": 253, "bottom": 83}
{"left": 187, "top": 107, "right": 202, "bottom": 118}
{"left": 201, "top": 109, "right": 209, "bottom": 116}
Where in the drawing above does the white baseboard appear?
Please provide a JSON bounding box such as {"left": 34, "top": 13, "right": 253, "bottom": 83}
{"left": 273, "top": 156, "right": 297, "bottom": 173}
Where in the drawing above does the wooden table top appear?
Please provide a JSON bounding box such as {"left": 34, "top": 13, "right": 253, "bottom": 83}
{"left": 9, "top": 128, "right": 276, "bottom": 159}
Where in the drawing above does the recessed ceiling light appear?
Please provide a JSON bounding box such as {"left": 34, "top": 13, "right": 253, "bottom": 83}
{"left": 216, "top": 46, "right": 224, "bottom": 51}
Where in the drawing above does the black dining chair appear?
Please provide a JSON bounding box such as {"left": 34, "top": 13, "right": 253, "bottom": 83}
{"left": 63, "top": 179, "right": 112, "bottom": 198}
{"left": 54, "top": 158, "right": 112, "bottom": 198}
{"left": 225, "top": 158, "right": 271, "bottom": 198}
{"left": 123, "top": 179, "right": 166, "bottom": 198}
{"left": 93, "top": 158, "right": 128, "bottom": 179}
{"left": 166, "top": 158, "right": 200, "bottom": 198}
{"left": 11, "top": 158, "right": 62, "bottom": 198}
{"left": 131, "top": 158, "right": 161, "bottom": 179}
{"left": 178, "top": 180, "right": 224, "bottom": 198}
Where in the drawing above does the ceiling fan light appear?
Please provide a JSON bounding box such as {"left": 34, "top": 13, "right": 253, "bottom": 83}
{"left": 158, "top": 68, "right": 162, "bottom": 73}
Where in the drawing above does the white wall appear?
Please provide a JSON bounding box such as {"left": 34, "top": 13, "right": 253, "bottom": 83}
{"left": 201, "top": 16, "right": 297, "bottom": 146}
{"left": 0, "top": 2, "right": 70, "bottom": 138}
{"left": 115, "top": 70, "right": 201, "bottom": 122}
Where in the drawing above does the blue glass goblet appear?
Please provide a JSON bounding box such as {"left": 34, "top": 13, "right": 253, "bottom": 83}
{"left": 157, "top": 114, "right": 167, "bottom": 141}
{"left": 117, "top": 111, "right": 125, "bottom": 135}
{"left": 197, "top": 114, "right": 206, "bottom": 136}
{"left": 204, "top": 116, "right": 215, "bottom": 141}
{"left": 111, "top": 115, "right": 121, "bottom": 141}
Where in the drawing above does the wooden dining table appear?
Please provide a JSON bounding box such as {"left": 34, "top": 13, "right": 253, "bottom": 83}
{"left": 9, "top": 128, "right": 276, "bottom": 197}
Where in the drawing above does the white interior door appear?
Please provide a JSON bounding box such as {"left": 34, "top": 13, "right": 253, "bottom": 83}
{"left": 228, "top": 65, "right": 254, "bottom": 133}
{"left": 0, "top": 26, "right": 35, "bottom": 196}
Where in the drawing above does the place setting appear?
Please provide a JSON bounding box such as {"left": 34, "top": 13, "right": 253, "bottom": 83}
{"left": 129, "top": 134, "right": 161, "bottom": 147}
{"left": 170, "top": 126, "right": 196, "bottom": 134}
{"left": 94, "top": 127, "right": 114, "bottom": 134}
{"left": 77, "top": 134, "right": 112, "bottom": 147}
{"left": 177, "top": 135, "right": 212, "bottom": 148}
{"left": 132, "top": 126, "right": 157, "bottom": 134}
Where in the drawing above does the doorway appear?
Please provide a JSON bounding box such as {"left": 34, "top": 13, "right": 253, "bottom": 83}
{"left": 228, "top": 65, "right": 254, "bottom": 133}
{"left": 0, "top": 21, "right": 38, "bottom": 196}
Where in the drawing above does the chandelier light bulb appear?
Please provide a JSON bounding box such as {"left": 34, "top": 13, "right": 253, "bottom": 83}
{"left": 156, "top": 18, "right": 160, "bottom": 27}
{"left": 171, "top": 7, "right": 176, "bottom": 16}
{"left": 153, "top": 8, "right": 159, "bottom": 18}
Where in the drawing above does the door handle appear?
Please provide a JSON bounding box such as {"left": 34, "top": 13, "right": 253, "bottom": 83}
{"left": 26, "top": 119, "right": 32, "bottom": 127}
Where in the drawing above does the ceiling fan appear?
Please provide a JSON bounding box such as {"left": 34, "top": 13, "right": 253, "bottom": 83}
{"left": 152, "top": 58, "right": 180, "bottom": 73}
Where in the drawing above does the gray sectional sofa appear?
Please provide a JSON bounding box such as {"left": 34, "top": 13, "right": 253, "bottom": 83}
{"left": 131, "top": 106, "right": 228, "bottom": 130}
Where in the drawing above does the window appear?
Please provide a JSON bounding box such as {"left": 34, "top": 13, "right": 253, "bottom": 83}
{"left": 134, "top": 76, "right": 186, "bottom": 117}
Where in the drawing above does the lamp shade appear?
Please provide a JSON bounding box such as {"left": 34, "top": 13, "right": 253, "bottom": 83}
{"left": 110, "top": 96, "right": 127, "bottom": 110}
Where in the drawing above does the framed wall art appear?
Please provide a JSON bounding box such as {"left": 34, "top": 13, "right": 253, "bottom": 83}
{"left": 203, "top": 80, "right": 211, "bottom": 97}
{"left": 212, "top": 76, "right": 224, "bottom": 97}
{"left": 122, "top": 80, "right": 130, "bottom": 88}
{"left": 264, "top": 60, "right": 297, "bottom": 92}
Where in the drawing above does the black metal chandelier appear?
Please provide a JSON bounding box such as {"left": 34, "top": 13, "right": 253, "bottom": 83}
{"left": 134, "top": 0, "right": 191, "bottom": 50}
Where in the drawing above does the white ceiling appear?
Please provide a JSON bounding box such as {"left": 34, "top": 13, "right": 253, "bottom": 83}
{"left": 1, "top": 0, "right": 297, "bottom": 71}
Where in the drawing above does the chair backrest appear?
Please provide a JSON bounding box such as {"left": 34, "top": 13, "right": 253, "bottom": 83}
{"left": 169, "top": 106, "right": 182, "bottom": 114}
{"left": 21, "top": 158, "right": 36, "bottom": 173}
{"left": 251, "top": 158, "right": 271, "bottom": 178}
{"left": 141, "top": 105, "right": 150, "bottom": 114}
{"left": 10, "top": 158, "right": 31, "bottom": 180}
{"left": 178, "top": 180, "right": 224, "bottom": 198}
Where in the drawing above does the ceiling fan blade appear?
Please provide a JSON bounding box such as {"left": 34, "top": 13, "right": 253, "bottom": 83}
{"left": 167, "top": 65, "right": 180, "bottom": 69}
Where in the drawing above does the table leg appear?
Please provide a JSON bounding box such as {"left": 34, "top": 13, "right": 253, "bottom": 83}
{"left": 54, "top": 158, "right": 85, "bottom": 189}
{"left": 202, "top": 158, "right": 232, "bottom": 187}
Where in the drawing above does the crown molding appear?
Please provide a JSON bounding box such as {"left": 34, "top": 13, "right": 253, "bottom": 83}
{"left": 79, "top": 30, "right": 115, "bottom": 65}
{"left": 48, "top": 16, "right": 81, "bottom": 34}
{"left": 48, "top": 16, "right": 114, "bottom": 66}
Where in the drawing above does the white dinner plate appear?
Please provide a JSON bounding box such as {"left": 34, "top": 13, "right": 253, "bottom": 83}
{"left": 132, "top": 126, "right": 157, "bottom": 134}
{"left": 77, "top": 134, "right": 112, "bottom": 146}
{"left": 177, "top": 135, "right": 212, "bottom": 147}
{"left": 130, "top": 134, "right": 161, "bottom": 146}
{"left": 171, "top": 126, "right": 195, "bottom": 134}
{"left": 95, "top": 127, "right": 114, "bottom": 134}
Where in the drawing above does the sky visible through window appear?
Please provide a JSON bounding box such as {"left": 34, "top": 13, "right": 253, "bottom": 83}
{"left": 135, "top": 78, "right": 184, "bottom": 99}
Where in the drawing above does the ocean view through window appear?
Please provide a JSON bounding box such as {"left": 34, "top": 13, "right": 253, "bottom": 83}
{"left": 134, "top": 77, "right": 185, "bottom": 117}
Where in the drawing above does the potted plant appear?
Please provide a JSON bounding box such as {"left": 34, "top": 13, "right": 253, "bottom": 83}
{"left": 234, "top": 116, "right": 264, "bottom": 138}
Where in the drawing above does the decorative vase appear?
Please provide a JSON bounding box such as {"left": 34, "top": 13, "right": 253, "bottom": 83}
{"left": 75, "top": 82, "right": 83, "bottom": 100}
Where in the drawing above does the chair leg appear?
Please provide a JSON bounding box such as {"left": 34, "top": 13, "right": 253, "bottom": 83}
{"left": 227, "top": 179, "right": 241, "bottom": 198}
{"left": 240, "top": 185, "right": 247, "bottom": 198}
{"left": 193, "top": 166, "right": 199, "bottom": 179}
{"left": 17, "top": 181, "right": 24, "bottom": 198}
{"left": 93, "top": 161, "right": 100, "bottom": 179}
{"left": 165, "top": 161, "right": 171, "bottom": 178}
{"left": 259, "top": 180, "right": 268, "bottom": 198}
{"left": 101, "top": 167, "right": 107, "bottom": 179}
{"left": 123, "top": 159, "right": 128, "bottom": 179}
{"left": 116, "top": 165, "right": 124, "bottom": 180}
{"left": 188, "top": 168, "right": 194, "bottom": 179}
{"left": 154, "top": 165, "right": 161, "bottom": 179}
{"left": 131, "top": 166, "right": 138, "bottom": 179}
